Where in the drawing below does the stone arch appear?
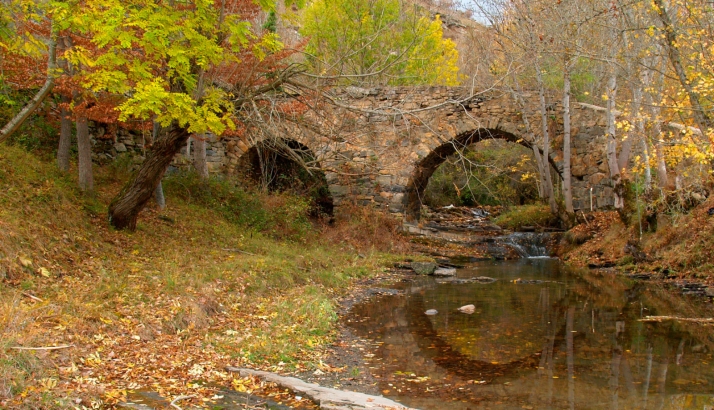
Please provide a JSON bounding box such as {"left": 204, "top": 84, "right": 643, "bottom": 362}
{"left": 238, "top": 138, "right": 334, "bottom": 217}
{"left": 403, "top": 128, "right": 560, "bottom": 221}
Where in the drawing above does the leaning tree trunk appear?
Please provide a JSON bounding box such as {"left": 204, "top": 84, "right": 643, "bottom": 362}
{"left": 76, "top": 115, "right": 94, "bottom": 192}
{"left": 109, "top": 124, "right": 190, "bottom": 231}
{"left": 509, "top": 81, "right": 549, "bottom": 201}
{"left": 0, "top": 34, "right": 56, "bottom": 144}
{"left": 57, "top": 97, "right": 72, "bottom": 172}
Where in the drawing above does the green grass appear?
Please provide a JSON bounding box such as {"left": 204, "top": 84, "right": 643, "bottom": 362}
{"left": 494, "top": 204, "right": 556, "bottom": 230}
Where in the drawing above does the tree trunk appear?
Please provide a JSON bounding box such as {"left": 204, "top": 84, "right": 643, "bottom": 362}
{"left": 151, "top": 121, "right": 166, "bottom": 209}
{"left": 155, "top": 181, "right": 166, "bottom": 210}
{"left": 636, "top": 68, "right": 652, "bottom": 188}
{"left": 509, "top": 82, "right": 550, "bottom": 201}
{"left": 562, "top": 65, "right": 574, "bottom": 213}
{"left": 655, "top": 130, "right": 668, "bottom": 188}
{"left": 532, "top": 144, "right": 548, "bottom": 198}
{"left": 57, "top": 96, "right": 72, "bottom": 172}
{"left": 509, "top": 83, "right": 549, "bottom": 200}
{"left": 0, "top": 35, "right": 56, "bottom": 144}
{"left": 648, "top": 57, "right": 669, "bottom": 188}
{"left": 642, "top": 138, "right": 652, "bottom": 188}
{"left": 605, "top": 72, "right": 623, "bottom": 209}
{"left": 109, "top": 124, "right": 190, "bottom": 231}
{"left": 536, "top": 68, "right": 557, "bottom": 214}
{"left": 76, "top": 115, "right": 94, "bottom": 193}
{"left": 618, "top": 81, "right": 642, "bottom": 173}
{"left": 194, "top": 134, "right": 209, "bottom": 179}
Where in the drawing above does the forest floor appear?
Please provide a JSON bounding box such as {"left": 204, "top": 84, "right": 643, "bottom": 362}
{"left": 0, "top": 145, "right": 414, "bottom": 409}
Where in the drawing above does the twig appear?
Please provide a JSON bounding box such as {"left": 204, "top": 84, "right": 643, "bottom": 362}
{"left": 579, "top": 211, "right": 591, "bottom": 227}
{"left": 21, "top": 292, "right": 44, "bottom": 302}
{"left": 222, "top": 248, "right": 256, "bottom": 256}
{"left": 639, "top": 316, "right": 714, "bottom": 324}
{"left": 10, "top": 344, "right": 74, "bottom": 351}
{"left": 170, "top": 395, "right": 195, "bottom": 410}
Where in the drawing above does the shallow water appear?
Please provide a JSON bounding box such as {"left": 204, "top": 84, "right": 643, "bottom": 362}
{"left": 347, "top": 259, "right": 714, "bottom": 409}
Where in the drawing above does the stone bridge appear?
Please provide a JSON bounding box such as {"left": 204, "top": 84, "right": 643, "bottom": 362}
{"left": 107, "top": 86, "right": 620, "bottom": 219}
{"left": 228, "top": 86, "right": 617, "bottom": 220}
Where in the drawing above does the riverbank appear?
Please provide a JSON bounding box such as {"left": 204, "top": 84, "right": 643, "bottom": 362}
{"left": 559, "top": 202, "right": 714, "bottom": 290}
{"left": 0, "top": 146, "right": 412, "bottom": 409}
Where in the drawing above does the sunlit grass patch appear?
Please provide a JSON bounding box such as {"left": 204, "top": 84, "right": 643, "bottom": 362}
{"left": 494, "top": 203, "right": 556, "bottom": 230}
{"left": 231, "top": 285, "right": 337, "bottom": 366}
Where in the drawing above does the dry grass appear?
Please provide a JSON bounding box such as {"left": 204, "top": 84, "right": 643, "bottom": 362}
{"left": 642, "top": 196, "right": 714, "bottom": 277}
{"left": 320, "top": 202, "right": 410, "bottom": 254}
{"left": 561, "top": 198, "right": 714, "bottom": 279}
{"left": 559, "top": 211, "right": 629, "bottom": 267}
{"left": 0, "top": 145, "right": 408, "bottom": 408}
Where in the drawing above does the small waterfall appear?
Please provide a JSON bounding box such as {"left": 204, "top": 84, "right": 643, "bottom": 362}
{"left": 503, "top": 232, "right": 552, "bottom": 258}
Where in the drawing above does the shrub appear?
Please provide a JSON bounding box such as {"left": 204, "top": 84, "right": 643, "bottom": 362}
{"left": 321, "top": 203, "right": 410, "bottom": 253}
{"left": 494, "top": 204, "right": 556, "bottom": 230}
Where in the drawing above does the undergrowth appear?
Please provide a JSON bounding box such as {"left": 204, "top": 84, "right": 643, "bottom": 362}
{"left": 0, "top": 145, "right": 408, "bottom": 408}
{"left": 493, "top": 204, "right": 556, "bottom": 230}
{"left": 162, "top": 171, "right": 312, "bottom": 241}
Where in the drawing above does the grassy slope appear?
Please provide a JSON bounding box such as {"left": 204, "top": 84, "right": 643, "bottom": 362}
{"left": 0, "top": 146, "right": 404, "bottom": 408}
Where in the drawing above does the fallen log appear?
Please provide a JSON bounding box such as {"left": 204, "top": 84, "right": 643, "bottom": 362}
{"left": 639, "top": 316, "right": 714, "bottom": 324}
{"left": 226, "top": 367, "right": 414, "bottom": 410}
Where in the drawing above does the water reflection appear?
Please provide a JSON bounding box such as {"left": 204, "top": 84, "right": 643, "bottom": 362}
{"left": 347, "top": 259, "right": 714, "bottom": 409}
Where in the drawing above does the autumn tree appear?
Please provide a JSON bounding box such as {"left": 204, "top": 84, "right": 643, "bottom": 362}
{"left": 0, "top": 1, "right": 119, "bottom": 193}
{"left": 651, "top": 0, "right": 714, "bottom": 134}
{"left": 300, "top": 0, "right": 461, "bottom": 86}
{"left": 60, "top": 0, "right": 301, "bottom": 230}
{"left": 0, "top": 0, "right": 61, "bottom": 143}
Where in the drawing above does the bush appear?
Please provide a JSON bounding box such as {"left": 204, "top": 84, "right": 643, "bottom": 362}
{"left": 494, "top": 204, "right": 556, "bottom": 231}
{"left": 563, "top": 230, "right": 593, "bottom": 245}
{"left": 320, "top": 203, "right": 409, "bottom": 253}
{"left": 163, "top": 171, "right": 313, "bottom": 240}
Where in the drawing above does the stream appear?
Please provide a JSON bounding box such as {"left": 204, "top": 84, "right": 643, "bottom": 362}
{"left": 347, "top": 257, "right": 714, "bottom": 409}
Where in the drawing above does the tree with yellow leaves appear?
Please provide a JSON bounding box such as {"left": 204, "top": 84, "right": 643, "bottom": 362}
{"left": 300, "top": 0, "right": 461, "bottom": 86}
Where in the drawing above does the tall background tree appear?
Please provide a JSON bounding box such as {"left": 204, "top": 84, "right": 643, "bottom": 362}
{"left": 300, "top": 0, "right": 461, "bottom": 85}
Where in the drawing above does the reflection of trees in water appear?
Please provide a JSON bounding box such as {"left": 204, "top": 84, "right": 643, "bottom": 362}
{"left": 348, "top": 269, "right": 714, "bottom": 409}
{"left": 404, "top": 291, "right": 541, "bottom": 380}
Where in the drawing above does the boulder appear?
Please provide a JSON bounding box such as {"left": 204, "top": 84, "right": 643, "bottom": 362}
{"left": 411, "top": 262, "right": 437, "bottom": 275}
{"left": 457, "top": 304, "right": 476, "bottom": 314}
{"left": 433, "top": 267, "right": 457, "bottom": 276}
